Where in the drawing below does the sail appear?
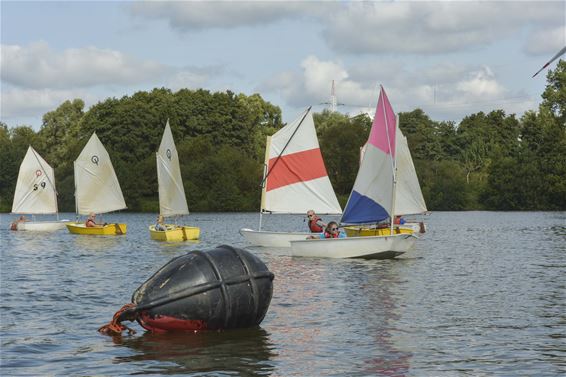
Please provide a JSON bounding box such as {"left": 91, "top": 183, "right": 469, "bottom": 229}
{"left": 74, "top": 132, "right": 127, "bottom": 215}
{"left": 395, "top": 129, "right": 427, "bottom": 215}
{"left": 341, "top": 86, "right": 396, "bottom": 224}
{"left": 11, "top": 146, "right": 58, "bottom": 214}
{"left": 262, "top": 108, "right": 342, "bottom": 214}
{"left": 157, "top": 120, "right": 189, "bottom": 217}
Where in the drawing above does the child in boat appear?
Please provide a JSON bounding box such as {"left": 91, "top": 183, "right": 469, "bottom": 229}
{"left": 308, "top": 221, "right": 346, "bottom": 239}
{"left": 306, "top": 210, "right": 326, "bottom": 232}
{"left": 9, "top": 215, "right": 27, "bottom": 231}
{"left": 155, "top": 215, "right": 166, "bottom": 231}
{"left": 85, "top": 213, "right": 103, "bottom": 227}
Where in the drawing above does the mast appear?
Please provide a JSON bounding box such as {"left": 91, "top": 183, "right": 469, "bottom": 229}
{"left": 259, "top": 136, "right": 271, "bottom": 231}
{"left": 378, "top": 85, "right": 396, "bottom": 236}
{"left": 390, "top": 115, "right": 399, "bottom": 236}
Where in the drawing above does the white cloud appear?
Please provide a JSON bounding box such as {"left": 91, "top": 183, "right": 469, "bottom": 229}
{"left": 1, "top": 42, "right": 169, "bottom": 89}
{"left": 261, "top": 55, "right": 536, "bottom": 122}
{"left": 129, "top": 1, "right": 311, "bottom": 31}
{"left": 130, "top": 2, "right": 564, "bottom": 55}
{"left": 524, "top": 25, "right": 566, "bottom": 55}
{"left": 324, "top": 2, "right": 564, "bottom": 55}
{"left": 0, "top": 87, "right": 97, "bottom": 119}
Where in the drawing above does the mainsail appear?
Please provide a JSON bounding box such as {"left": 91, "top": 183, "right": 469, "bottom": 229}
{"left": 261, "top": 108, "right": 342, "bottom": 214}
{"left": 74, "top": 132, "right": 127, "bottom": 215}
{"left": 12, "top": 146, "right": 58, "bottom": 214}
{"left": 341, "top": 86, "right": 397, "bottom": 224}
{"left": 157, "top": 120, "right": 189, "bottom": 217}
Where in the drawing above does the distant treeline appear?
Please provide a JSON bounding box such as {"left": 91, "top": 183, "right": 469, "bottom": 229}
{"left": 1, "top": 62, "right": 565, "bottom": 212}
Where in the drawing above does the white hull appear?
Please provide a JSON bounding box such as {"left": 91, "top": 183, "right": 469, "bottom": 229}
{"left": 16, "top": 220, "right": 70, "bottom": 231}
{"left": 290, "top": 233, "right": 417, "bottom": 259}
{"left": 240, "top": 228, "right": 312, "bottom": 248}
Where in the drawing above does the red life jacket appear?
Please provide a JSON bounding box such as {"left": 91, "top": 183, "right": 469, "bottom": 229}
{"left": 308, "top": 216, "right": 324, "bottom": 232}
{"left": 324, "top": 231, "right": 339, "bottom": 239}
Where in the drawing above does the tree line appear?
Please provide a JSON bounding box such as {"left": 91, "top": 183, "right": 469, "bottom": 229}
{"left": 1, "top": 62, "right": 564, "bottom": 213}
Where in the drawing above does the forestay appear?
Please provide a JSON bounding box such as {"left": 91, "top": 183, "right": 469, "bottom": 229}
{"left": 12, "top": 146, "right": 58, "bottom": 214}
{"left": 74, "top": 133, "right": 127, "bottom": 215}
{"left": 341, "top": 87, "right": 397, "bottom": 224}
{"left": 261, "top": 108, "right": 341, "bottom": 215}
{"left": 157, "top": 120, "right": 189, "bottom": 217}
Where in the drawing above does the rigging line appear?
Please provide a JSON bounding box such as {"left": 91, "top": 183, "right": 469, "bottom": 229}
{"left": 260, "top": 106, "right": 312, "bottom": 187}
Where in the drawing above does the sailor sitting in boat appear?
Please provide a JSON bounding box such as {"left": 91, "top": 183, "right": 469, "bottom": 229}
{"left": 308, "top": 221, "right": 346, "bottom": 239}
{"left": 306, "top": 210, "right": 326, "bottom": 232}
{"left": 154, "top": 215, "right": 166, "bottom": 231}
{"left": 86, "top": 213, "right": 106, "bottom": 227}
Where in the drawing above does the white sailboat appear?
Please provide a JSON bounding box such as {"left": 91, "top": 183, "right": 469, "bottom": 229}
{"left": 344, "top": 124, "right": 427, "bottom": 236}
{"left": 149, "top": 120, "right": 200, "bottom": 241}
{"left": 290, "top": 86, "right": 418, "bottom": 259}
{"left": 66, "top": 132, "right": 127, "bottom": 235}
{"left": 240, "top": 107, "right": 342, "bottom": 247}
{"left": 10, "top": 146, "right": 69, "bottom": 231}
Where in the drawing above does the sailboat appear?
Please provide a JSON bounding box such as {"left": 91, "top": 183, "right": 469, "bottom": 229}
{"left": 148, "top": 120, "right": 200, "bottom": 241}
{"left": 66, "top": 132, "right": 127, "bottom": 235}
{"left": 10, "top": 146, "right": 69, "bottom": 231}
{"left": 290, "top": 86, "right": 417, "bottom": 259}
{"left": 240, "top": 107, "right": 342, "bottom": 247}
{"left": 344, "top": 123, "right": 427, "bottom": 236}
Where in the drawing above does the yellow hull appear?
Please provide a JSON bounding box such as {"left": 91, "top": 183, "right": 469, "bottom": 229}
{"left": 149, "top": 224, "right": 200, "bottom": 241}
{"left": 343, "top": 226, "right": 413, "bottom": 237}
{"left": 66, "top": 222, "right": 127, "bottom": 235}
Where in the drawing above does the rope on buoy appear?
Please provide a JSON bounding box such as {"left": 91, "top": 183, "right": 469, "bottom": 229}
{"left": 98, "top": 303, "right": 138, "bottom": 336}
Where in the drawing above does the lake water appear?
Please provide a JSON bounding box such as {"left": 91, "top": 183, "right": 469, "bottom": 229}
{"left": 1, "top": 212, "right": 565, "bottom": 376}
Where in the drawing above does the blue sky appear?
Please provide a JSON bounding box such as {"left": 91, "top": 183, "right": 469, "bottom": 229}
{"left": 1, "top": 1, "right": 565, "bottom": 129}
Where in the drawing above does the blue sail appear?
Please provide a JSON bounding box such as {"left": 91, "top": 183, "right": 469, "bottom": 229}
{"left": 341, "top": 191, "right": 389, "bottom": 224}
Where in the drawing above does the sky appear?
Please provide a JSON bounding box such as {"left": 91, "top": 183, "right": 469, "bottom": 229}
{"left": 1, "top": 1, "right": 565, "bottom": 130}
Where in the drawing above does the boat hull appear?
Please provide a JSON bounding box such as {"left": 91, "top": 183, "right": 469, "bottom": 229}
{"left": 15, "top": 220, "right": 70, "bottom": 231}
{"left": 66, "top": 222, "right": 127, "bottom": 235}
{"left": 149, "top": 225, "right": 200, "bottom": 241}
{"left": 240, "top": 228, "right": 313, "bottom": 248}
{"left": 290, "top": 233, "right": 417, "bottom": 259}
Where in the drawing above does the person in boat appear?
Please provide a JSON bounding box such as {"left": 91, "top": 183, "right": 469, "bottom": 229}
{"left": 393, "top": 215, "right": 406, "bottom": 225}
{"left": 86, "top": 213, "right": 100, "bottom": 227}
{"left": 9, "top": 215, "right": 28, "bottom": 231}
{"left": 309, "top": 221, "right": 346, "bottom": 239}
{"left": 155, "top": 215, "right": 166, "bottom": 231}
{"left": 306, "top": 210, "right": 326, "bottom": 233}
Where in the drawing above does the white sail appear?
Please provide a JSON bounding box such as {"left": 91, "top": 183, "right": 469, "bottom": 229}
{"left": 262, "top": 109, "right": 342, "bottom": 215}
{"left": 157, "top": 120, "right": 189, "bottom": 217}
{"left": 358, "top": 125, "right": 427, "bottom": 216}
{"left": 394, "top": 129, "right": 427, "bottom": 215}
{"left": 74, "top": 132, "right": 127, "bottom": 215}
{"left": 12, "top": 146, "right": 58, "bottom": 214}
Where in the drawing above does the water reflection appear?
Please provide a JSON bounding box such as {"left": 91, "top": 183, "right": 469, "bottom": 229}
{"left": 114, "top": 328, "right": 276, "bottom": 375}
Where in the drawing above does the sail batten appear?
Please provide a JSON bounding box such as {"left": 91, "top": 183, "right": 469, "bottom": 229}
{"left": 157, "top": 121, "right": 189, "bottom": 217}
{"left": 12, "top": 146, "right": 58, "bottom": 214}
{"left": 262, "top": 108, "right": 342, "bottom": 215}
{"left": 74, "top": 133, "right": 127, "bottom": 215}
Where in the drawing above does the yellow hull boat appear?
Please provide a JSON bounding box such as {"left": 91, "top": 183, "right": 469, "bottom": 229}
{"left": 66, "top": 222, "right": 127, "bottom": 235}
{"left": 149, "top": 224, "right": 200, "bottom": 241}
{"left": 343, "top": 225, "right": 413, "bottom": 237}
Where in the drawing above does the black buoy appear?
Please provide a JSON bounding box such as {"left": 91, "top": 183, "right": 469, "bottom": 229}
{"left": 99, "top": 245, "right": 274, "bottom": 335}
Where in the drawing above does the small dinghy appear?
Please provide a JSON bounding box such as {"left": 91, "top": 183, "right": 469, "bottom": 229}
{"left": 99, "top": 245, "right": 274, "bottom": 335}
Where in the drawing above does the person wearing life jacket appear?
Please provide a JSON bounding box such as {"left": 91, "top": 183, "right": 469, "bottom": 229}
{"left": 85, "top": 213, "right": 97, "bottom": 227}
{"left": 320, "top": 221, "right": 346, "bottom": 239}
{"left": 306, "top": 210, "right": 326, "bottom": 233}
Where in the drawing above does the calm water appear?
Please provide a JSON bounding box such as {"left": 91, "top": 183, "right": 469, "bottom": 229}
{"left": 1, "top": 212, "right": 565, "bottom": 376}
